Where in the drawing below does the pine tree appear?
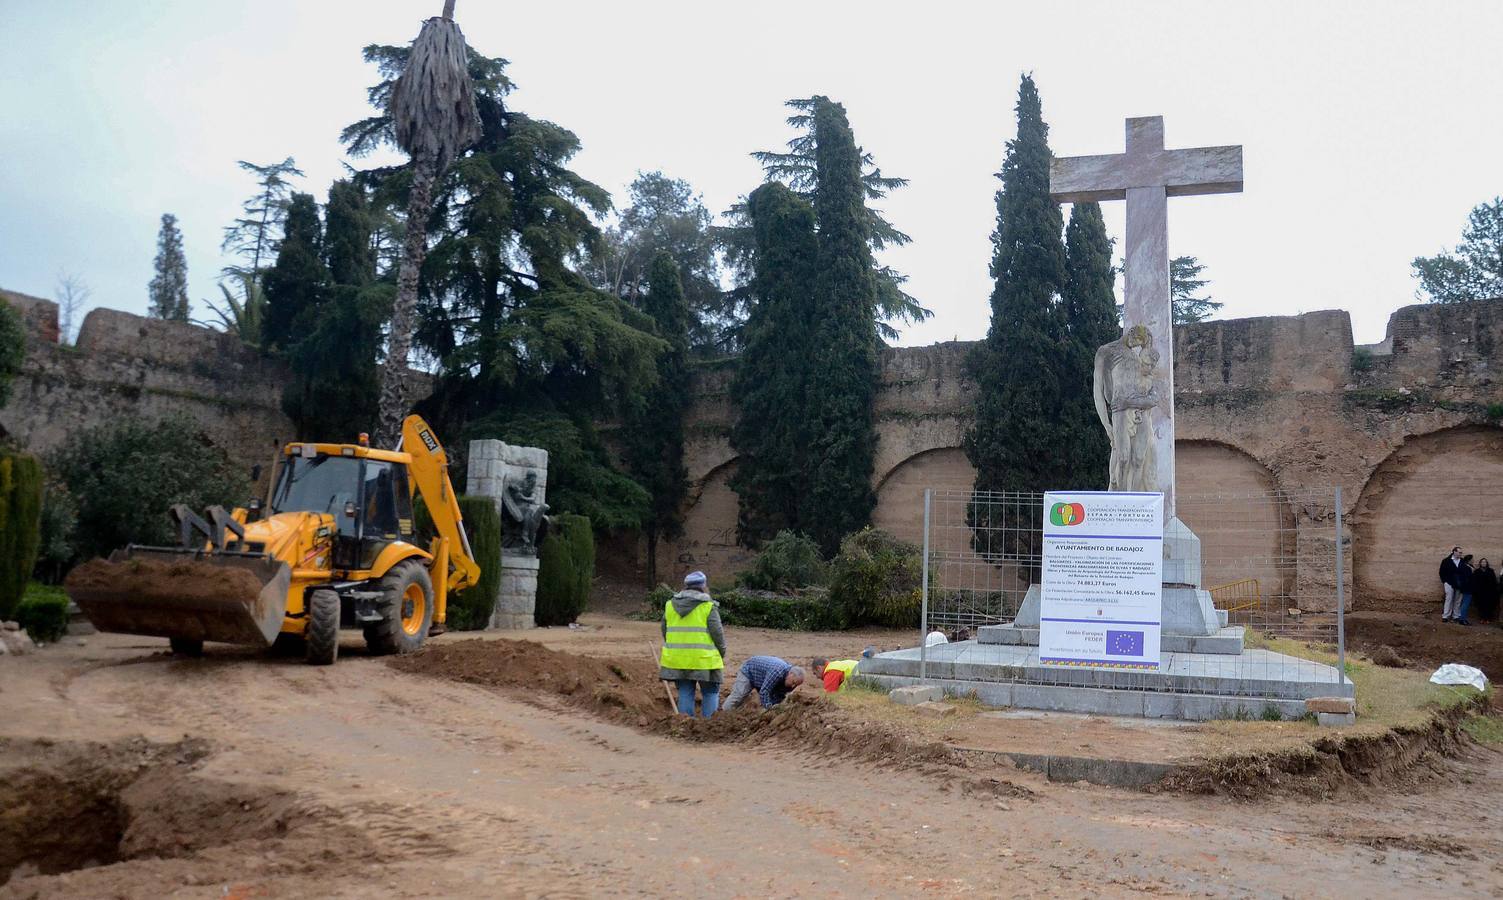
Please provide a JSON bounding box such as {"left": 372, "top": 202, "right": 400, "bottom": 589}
{"left": 1059, "top": 201, "right": 1118, "bottom": 489}
{"left": 803, "top": 97, "right": 879, "bottom": 555}
{"left": 281, "top": 180, "right": 387, "bottom": 440}
{"left": 261, "top": 193, "right": 327, "bottom": 351}
{"left": 729, "top": 182, "right": 819, "bottom": 545}
{"left": 734, "top": 97, "right": 932, "bottom": 341}
{"left": 148, "top": 213, "right": 190, "bottom": 321}
{"left": 1170, "top": 255, "right": 1221, "bottom": 324}
{"left": 344, "top": 38, "right": 662, "bottom": 525}
{"left": 964, "top": 75, "right": 1069, "bottom": 557}
{"left": 221, "top": 157, "right": 305, "bottom": 283}
{"left": 622, "top": 252, "right": 691, "bottom": 585}
{"left": 1412, "top": 198, "right": 1503, "bottom": 303}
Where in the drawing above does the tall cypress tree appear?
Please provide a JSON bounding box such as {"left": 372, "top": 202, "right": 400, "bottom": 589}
{"left": 803, "top": 97, "right": 879, "bottom": 555}
{"left": 281, "top": 181, "right": 388, "bottom": 440}
{"left": 262, "top": 193, "right": 327, "bottom": 352}
{"left": 964, "top": 75, "right": 1069, "bottom": 556}
{"left": 324, "top": 179, "right": 378, "bottom": 286}
{"left": 623, "top": 252, "right": 692, "bottom": 585}
{"left": 148, "top": 213, "right": 190, "bottom": 321}
{"left": 1059, "top": 201, "right": 1118, "bottom": 489}
{"left": 729, "top": 182, "right": 819, "bottom": 545}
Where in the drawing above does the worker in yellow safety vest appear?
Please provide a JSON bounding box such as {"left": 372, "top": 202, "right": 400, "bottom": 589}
{"left": 658, "top": 571, "right": 726, "bottom": 717}
{"left": 811, "top": 648, "right": 875, "bottom": 692}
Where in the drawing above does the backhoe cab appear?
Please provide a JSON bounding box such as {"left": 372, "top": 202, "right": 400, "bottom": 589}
{"left": 66, "top": 415, "right": 480, "bottom": 665}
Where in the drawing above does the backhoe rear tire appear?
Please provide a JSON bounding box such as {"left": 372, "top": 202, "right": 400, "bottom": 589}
{"left": 304, "top": 589, "right": 340, "bottom": 666}
{"left": 364, "top": 561, "right": 433, "bottom": 656}
{"left": 169, "top": 637, "right": 203, "bottom": 657}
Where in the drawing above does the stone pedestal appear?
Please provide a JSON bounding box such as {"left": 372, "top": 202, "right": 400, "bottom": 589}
{"left": 490, "top": 555, "right": 540, "bottom": 630}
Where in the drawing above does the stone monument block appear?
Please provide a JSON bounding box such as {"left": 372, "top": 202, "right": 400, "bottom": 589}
{"left": 467, "top": 439, "right": 550, "bottom": 630}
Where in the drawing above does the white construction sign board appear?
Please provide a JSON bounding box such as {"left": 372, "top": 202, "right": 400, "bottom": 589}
{"left": 1039, "top": 492, "right": 1163, "bottom": 670}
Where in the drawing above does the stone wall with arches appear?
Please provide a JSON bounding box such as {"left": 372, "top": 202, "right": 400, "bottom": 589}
{"left": 646, "top": 300, "right": 1503, "bottom": 608}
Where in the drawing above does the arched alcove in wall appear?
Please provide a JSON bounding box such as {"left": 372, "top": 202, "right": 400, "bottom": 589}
{"left": 872, "top": 447, "right": 977, "bottom": 547}
{"left": 1352, "top": 425, "right": 1503, "bottom": 611}
{"left": 871, "top": 447, "right": 1021, "bottom": 600}
{"left": 1175, "top": 439, "right": 1297, "bottom": 608}
{"left": 661, "top": 458, "right": 754, "bottom": 580}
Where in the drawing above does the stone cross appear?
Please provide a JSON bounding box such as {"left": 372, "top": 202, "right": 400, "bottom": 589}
{"left": 1050, "top": 116, "right": 1242, "bottom": 517}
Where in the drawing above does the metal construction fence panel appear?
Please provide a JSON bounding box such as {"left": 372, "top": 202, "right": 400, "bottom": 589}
{"left": 915, "top": 486, "right": 1349, "bottom": 700}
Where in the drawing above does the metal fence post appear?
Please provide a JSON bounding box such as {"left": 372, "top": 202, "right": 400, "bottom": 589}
{"left": 1335, "top": 485, "right": 1346, "bottom": 685}
{"left": 920, "top": 488, "right": 932, "bottom": 682}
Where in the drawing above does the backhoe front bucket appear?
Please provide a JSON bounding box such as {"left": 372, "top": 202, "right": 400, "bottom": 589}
{"left": 65, "top": 548, "right": 292, "bottom": 647}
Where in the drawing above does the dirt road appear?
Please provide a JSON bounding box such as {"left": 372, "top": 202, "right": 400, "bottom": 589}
{"left": 3, "top": 621, "right": 1502, "bottom": 897}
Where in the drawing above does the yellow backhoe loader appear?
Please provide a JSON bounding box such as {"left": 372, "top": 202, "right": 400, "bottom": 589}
{"left": 65, "top": 415, "right": 480, "bottom": 664}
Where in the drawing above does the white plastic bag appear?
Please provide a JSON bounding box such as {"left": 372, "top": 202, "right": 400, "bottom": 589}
{"left": 925, "top": 630, "right": 948, "bottom": 647}
{"left": 1428, "top": 663, "right": 1489, "bottom": 692}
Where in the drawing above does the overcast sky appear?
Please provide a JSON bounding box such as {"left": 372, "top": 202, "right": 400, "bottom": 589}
{"left": 2, "top": 0, "right": 1500, "bottom": 346}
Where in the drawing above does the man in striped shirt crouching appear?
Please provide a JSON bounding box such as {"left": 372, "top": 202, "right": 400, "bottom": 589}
{"left": 723, "top": 655, "right": 805, "bottom": 710}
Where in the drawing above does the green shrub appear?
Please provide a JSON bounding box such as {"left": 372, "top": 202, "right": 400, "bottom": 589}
{"left": 16, "top": 583, "right": 69, "bottom": 643}
{"left": 828, "top": 527, "right": 923, "bottom": 628}
{"left": 33, "top": 480, "right": 78, "bottom": 584}
{"left": 737, "top": 530, "right": 826, "bottom": 592}
{"left": 644, "top": 583, "right": 674, "bottom": 614}
{"left": 536, "top": 514, "right": 594, "bottom": 626}
{"left": 1350, "top": 346, "right": 1374, "bottom": 373}
{"left": 449, "top": 497, "right": 501, "bottom": 630}
{"left": 717, "top": 588, "right": 847, "bottom": 631}
{"left": 49, "top": 415, "right": 248, "bottom": 561}
{"left": 643, "top": 582, "right": 848, "bottom": 631}
{"left": 0, "top": 451, "right": 44, "bottom": 619}
{"left": 413, "top": 495, "right": 501, "bottom": 631}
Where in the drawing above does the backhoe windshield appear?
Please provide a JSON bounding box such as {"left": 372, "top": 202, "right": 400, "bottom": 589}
{"left": 271, "top": 455, "right": 363, "bottom": 534}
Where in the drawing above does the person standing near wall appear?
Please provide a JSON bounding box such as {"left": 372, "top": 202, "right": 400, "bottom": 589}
{"left": 1440, "top": 547, "right": 1463, "bottom": 622}
{"left": 1455, "top": 554, "right": 1476, "bottom": 626}
{"left": 1470, "top": 558, "right": 1498, "bottom": 623}
{"left": 659, "top": 571, "right": 726, "bottom": 717}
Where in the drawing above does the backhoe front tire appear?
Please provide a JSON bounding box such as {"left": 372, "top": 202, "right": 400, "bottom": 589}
{"left": 364, "top": 561, "right": 433, "bottom": 656}
{"left": 304, "top": 589, "right": 340, "bottom": 666}
{"left": 169, "top": 637, "right": 204, "bottom": 657}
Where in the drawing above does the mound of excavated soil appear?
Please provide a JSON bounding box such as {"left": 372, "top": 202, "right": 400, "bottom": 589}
{"left": 1160, "top": 699, "right": 1483, "bottom": 799}
{"left": 392, "top": 637, "right": 669, "bottom": 721}
{"left": 391, "top": 640, "right": 1030, "bottom": 797}
{"left": 1346, "top": 612, "right": 1503, "bottom": 682}
{"left": 65, "top": 557, "right": 266, "bottom": 608}
{"left": 0, "top": 736, "right": 376, "bottom": 895}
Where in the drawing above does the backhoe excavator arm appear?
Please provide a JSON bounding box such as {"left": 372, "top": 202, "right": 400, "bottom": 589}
{"left": 401, "top": 415, "right": 482, "bottom": 597}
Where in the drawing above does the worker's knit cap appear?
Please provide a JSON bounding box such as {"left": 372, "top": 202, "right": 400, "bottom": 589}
{"left": 684, "top": 571, "right": 707, "bottom": 587}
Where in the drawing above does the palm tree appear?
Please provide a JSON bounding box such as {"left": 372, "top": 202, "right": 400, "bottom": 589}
{"left": 199, "top": 273, "right": 267, "bottom": 344}
{"left": 376, "top": 0, "right": 481, "bottom": 446}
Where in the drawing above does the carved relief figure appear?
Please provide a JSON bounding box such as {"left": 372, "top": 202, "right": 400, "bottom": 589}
{"left": 1093, "top": 325, "right": 1162, "bottom": 493}
{"left": 501, "top": 470, "right": 550, "bottom": 553}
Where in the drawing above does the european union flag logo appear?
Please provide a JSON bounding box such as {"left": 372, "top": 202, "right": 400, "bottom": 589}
{"left": 1106, "top": 630, "right": 1144, "bottom": 657}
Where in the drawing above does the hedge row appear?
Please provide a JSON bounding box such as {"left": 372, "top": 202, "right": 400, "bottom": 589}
{"left": 451, "top": 496, "right": 502, "bottom": 631}
{"left": 537, "top": 514, "right": 593, "bottom": 626}
{"left": 414, "top": 495, "right": 503, "bottom": 631}
{"left": 0, "top": 451, "right": 43, "bottom": 620}
{"left": 644, "top": 584, "right": 848, "bottom": 632}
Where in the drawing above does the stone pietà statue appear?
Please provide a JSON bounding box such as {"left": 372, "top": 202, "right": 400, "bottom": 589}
{"left": 1093, "top": 324, "right": 1162, "bottom": 493}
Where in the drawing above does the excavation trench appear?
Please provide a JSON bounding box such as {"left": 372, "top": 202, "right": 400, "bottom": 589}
{"left": 0, "top": 737, "right": 331, "bottom": 888}
{"left": 391, "top": 638, "right": 1032, "bottom": 798}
